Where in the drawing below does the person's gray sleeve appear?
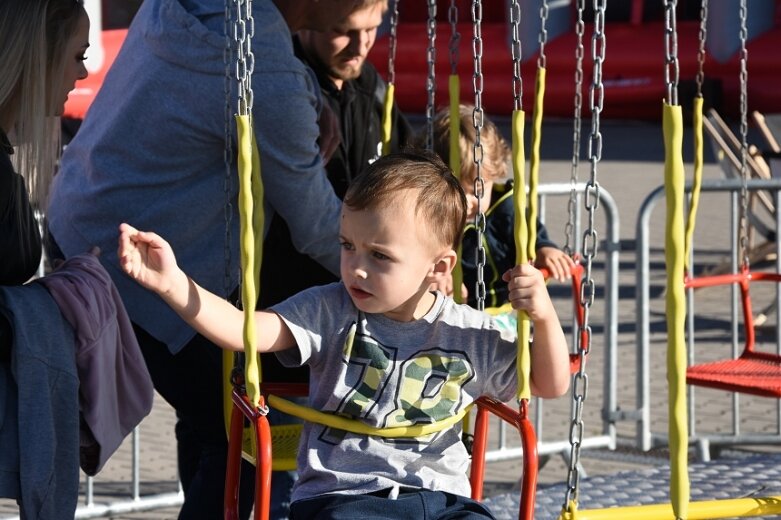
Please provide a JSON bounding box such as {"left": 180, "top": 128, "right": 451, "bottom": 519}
{"left": 271, "top": 284, "right": 345, "bottom": 368}
{"left": 253, "top": 71, "right": 341, "bottom": 275}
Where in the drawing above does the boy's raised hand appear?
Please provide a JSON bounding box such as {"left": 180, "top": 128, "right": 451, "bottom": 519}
{"left": 503, "top": 263, "right": 555, "bottom": 322}
{"left": 118, "top": 223, "right": 180, "bottom": 296}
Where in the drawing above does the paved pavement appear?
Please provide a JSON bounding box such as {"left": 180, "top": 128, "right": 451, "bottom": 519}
{"left": 3, "top": 118, "right": 781, "bottom": 519}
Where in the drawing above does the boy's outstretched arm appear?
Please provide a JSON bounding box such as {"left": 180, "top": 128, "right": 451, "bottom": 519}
{"left": 504, "top": 263, "right": 570, "bottom": 399}
{"left": 118, "top": 223, "right": 294, "bottom": 353}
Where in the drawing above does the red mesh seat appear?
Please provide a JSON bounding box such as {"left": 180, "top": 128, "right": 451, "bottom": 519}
{"left": 684, "top": 270, "right": 781, "bottom": 398}
{"left": 687, "top": 351, "right": 781, "bottom": 398}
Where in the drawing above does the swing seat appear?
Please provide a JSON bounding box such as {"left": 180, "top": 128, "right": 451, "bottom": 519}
{"left": 262, "top": 383, "right": 308, "bottom": 472}
{"left": 224, "top": 385, "right": 540, "bottom": 520}
{"left": 684, "top": 270, "right": 781, "bottom": 398}
{"left": 269, "top": 423, "right": 302, "bottom": 471}
{"left": 687, "top": 351, "right": 781, "bottom": 398}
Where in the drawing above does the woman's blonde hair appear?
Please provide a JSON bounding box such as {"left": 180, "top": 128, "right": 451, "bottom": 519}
{"left": 427, "top": 104, "right": 510, "bottom": 184}
{"left": 0, "top": 0, "right": 85, "bottom": 209}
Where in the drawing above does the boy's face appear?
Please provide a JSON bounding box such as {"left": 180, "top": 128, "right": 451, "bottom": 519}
{"left": 339, "top": 191, "right": 445, "bottom": 321}
{"left": 460, "top": 176, "right": 494, "bottom": 221}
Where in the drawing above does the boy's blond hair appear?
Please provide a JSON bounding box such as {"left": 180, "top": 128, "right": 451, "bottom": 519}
{"left": 429, "top": 104, "right": 510, "bottom": 184}
{"left": 343, "top": 150, "right": 467, "bottom": 250}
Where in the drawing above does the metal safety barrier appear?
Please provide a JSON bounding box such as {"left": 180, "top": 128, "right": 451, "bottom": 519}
{"left": 483, "top": 182, "right": 620, "bottom": 465}
{"left": 634, "top": 178, "right": 781, "bottom": 454}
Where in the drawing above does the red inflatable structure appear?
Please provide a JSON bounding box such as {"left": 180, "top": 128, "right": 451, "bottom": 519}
{"left": 65, "top": 0, "right": 781, "bottom": 122}
{"left": 365, "top": 0, "right": 781, "bottom": 120}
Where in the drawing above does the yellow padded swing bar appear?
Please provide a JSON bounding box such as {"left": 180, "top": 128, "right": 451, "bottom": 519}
{"left": 527, "top": 67, "right": 545, "bottom": 262}
{"left": 222, "top": 113, "right": 265, "bottom": 464}
{"left": 511, "top": 108, "right": 531, "bottom": 402}
{"left": 683, "top": 96, "right": 705, "bottom": 272}
{"left": 510, "top": 53, "right": 547, "bottom": 403}
{"left": 236, "top": 113, "right": 264, "bottom": 407}
{"left": 268, "top": 395, "right": 472, "bottom": 438}
{"left": 664, "top": 102, "right": 690, "bottom": 520}
{"left": 449, "top": 74, "right": 465, "bottom": 304}
{"left": 381, "top": 83, "right": 395, "bottom": 156}
{"left": 559, "top": 496, "right": 781, "bottom": 520}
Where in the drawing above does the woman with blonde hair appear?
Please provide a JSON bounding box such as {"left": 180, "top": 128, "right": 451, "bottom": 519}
{"left": 0, "top": 0, "right": 89, "bottom": 285}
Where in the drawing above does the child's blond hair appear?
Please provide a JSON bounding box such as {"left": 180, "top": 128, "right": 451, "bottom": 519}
{"left": 429, "top": 104, "right": 510, "bottom": 184}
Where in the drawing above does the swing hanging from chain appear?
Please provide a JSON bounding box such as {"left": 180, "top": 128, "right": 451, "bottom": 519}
{"left": 684, "top": 0, "right": 781, "bottom": 402}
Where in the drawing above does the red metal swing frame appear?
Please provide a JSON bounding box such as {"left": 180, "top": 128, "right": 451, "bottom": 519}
{"left": 685, "top": 268, "right": 781, "bottom": 398}
{"left": 223, "top": 261, "right": 589, "bottom": 520}
{"left": 222, "top": 383, "right": 540, "bottom": 520}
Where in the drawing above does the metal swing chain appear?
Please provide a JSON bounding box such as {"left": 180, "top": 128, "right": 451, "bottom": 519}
{"left": 664, "top": 0, "right": 680, "bottom": 107}
{"left": 695, "top": 0, "right": 709, "bottom": 98}
{"left": 234, "top": 0, "right": 254, "bottom": 117}
{"left": 738, "top": 0, "right": 750, "bottom": 270}
{"left": 448, "top": 0, "right": 460, "bottom": 75}
{"left": 425, "top": 0, "right": 437, "bottom": 151}
{"left": 223, "top": 0, "right": 235, "bottom": 302}
{"left": 509, "top": 0, "right": 522, "bottom": 112}
{"left": 228, "top": 0, "right": 255, "bottom": 380}
{"left": 564, "top": 0, "right": 585, "bottom": 256}
{"left": 388, "top": 0, "right": 400, "bottom": 88}
{"left": 564, "top": 0, "right": 605, "bottom": 510}
{"left": 537, "top": 0, "right": 549, "bottom": 70}
{"left": 471, "top": 0, "right": 486, "bottom": 311}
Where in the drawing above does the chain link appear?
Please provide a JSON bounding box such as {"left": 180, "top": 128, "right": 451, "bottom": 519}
{"left": 564, "top": 0, "right": 585, "bottom": 256}
{"left": 448, "top": 0, "right": 460, "bottom": 75}
{"left": 388, "top": 0, "right": 400, "bottom": 86}
{"left": 695, "top": 0, "right": 709, "bottom": 97}
{"left": 537, "top": 0, "right": 549, "bottom": 70}
{"left": 738, "top": 0, "right": 750, "bottom": 269}
{"left": 234, "top": 0, "right": 255, "bottom": 116}
{"left": 471, "top": 0, "right": 486, "bottom": 311}
{"left": 223, "top": 0, "right": 235, "bottom": 300}
{"left": 509, "top": 0, "right": 522, "bottom": 111}
{"left": 664, "top": 0, "right": 680, "bottom": 106}
{"left": 563, "top": 0, "right": 605, "bottom": 510}
{"left": 425, "top": 0, "right": 437, "bottom": 151}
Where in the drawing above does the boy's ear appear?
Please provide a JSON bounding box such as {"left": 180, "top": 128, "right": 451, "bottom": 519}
{"left": 429, "top": 249, "right": 458, "bottom": 278}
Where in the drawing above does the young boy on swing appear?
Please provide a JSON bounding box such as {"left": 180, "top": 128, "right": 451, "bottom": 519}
{"left": 426, "top": 105, "right": 577, "bottom": 308}
{"left": 117, "top": 150, "right": 570, "bottom": 519}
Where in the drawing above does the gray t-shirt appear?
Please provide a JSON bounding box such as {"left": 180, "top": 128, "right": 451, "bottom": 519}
{"left": 272, "top": 282, "right": 519, "bottom": 503}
